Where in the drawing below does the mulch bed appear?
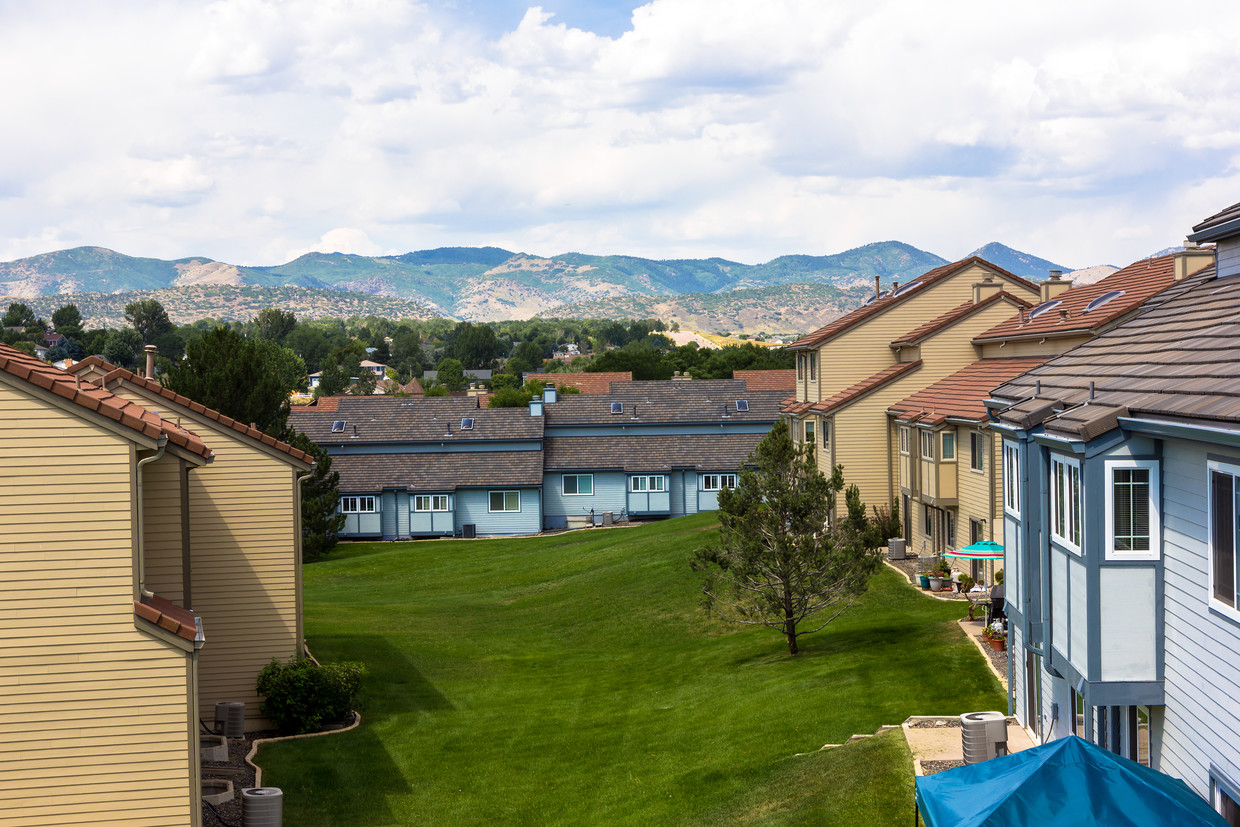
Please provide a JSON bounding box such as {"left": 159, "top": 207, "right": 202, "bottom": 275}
{"left": 201, "top": 730, "right": 273, "bottom": 827}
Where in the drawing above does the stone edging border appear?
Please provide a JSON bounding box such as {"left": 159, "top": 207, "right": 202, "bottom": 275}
{"left": 958, "top": 618, "right": 1008, "bottom": 690}
{"left": 245, "top": 646, "right": 362, "bottom": 788}
{"left": 881, "top": 560, "right": 964, "bottom": 601}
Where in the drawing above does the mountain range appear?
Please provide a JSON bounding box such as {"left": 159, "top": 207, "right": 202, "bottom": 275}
{"left": 0, "top": 241, "right": 1085, "bottom": 332}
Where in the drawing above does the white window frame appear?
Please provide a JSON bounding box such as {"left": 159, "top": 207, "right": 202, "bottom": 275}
{"left": 1050, "top": 454, "right": 1083, "bottom": 554}
{"left": 804, "top": 420, "right": 815, "bottom": 446}
{"left": 341, "top": 495, "right": 377, "bottom": 514}
{"left": 562, "top": 474, "right": 594, "bottom": 496}
{"left": 1104, "top": 459, "right": 1159, "bottom": 561}
{"left": 489, "top": 490, "right": 521, "bottom": 512}
{"left": 923, "top": 504, "right": 934, "bottom": 540}
{"left": 1004, "top": 440, "right": 1021, "bottom": 517}
{"left": 946, "top": 511, "right": 956, "bottom": 549}
{"left": 941, "top": 431, "right": 955, "bottom": 462}
{"left": 1207, "top": 459, "right": 1240, "bottom": 616}
{"left": 414, "top": 494, "right": 449, "bottom": 512}
{"left": 702, "top": 473, "right": 737, "bottom": 492}
{"left": 822, "top": 419, "right": 831, "bottom": 445}
{"left": 899, "top": 426, "right": 910, "bottom": 455}
{"left": 797, "top": 353, "right": 804, "bottom": 380}
{"left": 630, "top": 475, "right": 666, "bottom": 493}
{"left": 920, "top": 430, "right": 934, "bottom": 460}
{"left": 970, "top": 431, "right": 986, "bottom": 472}
{"left": 808, "top": 353, "right": 816, "bottom": 381}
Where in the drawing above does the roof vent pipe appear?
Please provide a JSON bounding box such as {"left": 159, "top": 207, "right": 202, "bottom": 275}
{"left": 1035, "top": 380, "right": 1041, "bottom": 395}
{"left": 144, "top": 344, "right": 157, "bottom": 379}
{"left": 875, "top": 274, "right": 881, "bottom": 299}
{"left": 1089, "top": 381, "right": 1095, "bottom": 400}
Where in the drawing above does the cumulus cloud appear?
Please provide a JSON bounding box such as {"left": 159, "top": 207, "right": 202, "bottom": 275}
{"left": 1, "top": 0, "right": 1239, "bottom": 269}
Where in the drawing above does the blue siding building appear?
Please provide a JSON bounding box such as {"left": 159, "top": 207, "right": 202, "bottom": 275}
{"left": 988, "top": 203, "right": 1240, "bottom": 822}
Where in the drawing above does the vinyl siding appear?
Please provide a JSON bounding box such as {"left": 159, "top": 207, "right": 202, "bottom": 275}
{"left": 543, "top": 472, "right": 626, "bottom": 522}
{"left": 1156, "top": 439, "right": 1240, "bottom": 798}
{"left": 1216, "top": 238, "right": 1240, "bottom": 279}
{"left": 455, "top": 488, "right": 542, "bottom": 536}
{"left": 956, "top": 428, "right": 993, "bottom": 544}
{"left": 109, "top": 384, "right": 304, "bottom": 732}
{"left": 0, "top": 382, "right": 196, "bottom": 826}
{"left": 143, "top": 456, "right": 186, "bottom": 604}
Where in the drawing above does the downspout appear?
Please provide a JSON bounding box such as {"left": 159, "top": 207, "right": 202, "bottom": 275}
{"left": 136, "top": 435, "right": 167, "bottom": 599}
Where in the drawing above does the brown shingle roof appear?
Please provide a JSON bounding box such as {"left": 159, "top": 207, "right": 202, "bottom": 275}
{"left": 810, "top": 361, "right": 922, "bottom": 415}
{"left": 544, "top": 380, "right": 784, "bottom": 425}
{"left": 973, "top": 254, "right": 1180, "bottom": 343}
{"left": 888, "top": 357, "right": 1050, "bottom": 425}
{"left": 333, "top": 449, "right": 544, "bottom": 491}
{"left": 733, "top": 369, "right": 796, "bottom": 392}
{"left": 786, "top": 257, "right": 1036, "bottom": 351}
{"left": 1190, "top": 201, "right": 1240, "bottom": 241}
{"left": 135, "top": 594, "right": 198, "bottom": 642}
{"left": 290, "top": 395, "right": 541, "bottom": 443}
{"left": 544, "top": 433, "right": 765, "bottom": 473}
{"left": 541, "top": 372, "right": 632, "bottom": 394}
{"left": 0, "top": 344, "right": 213, "bottom": 460}
{"left": 990, "top": 263, "right": 1240, "bottom": 437}
{"left": 68, "top": 356, "right": 312, "bottom": 466}
{"left": 890, "top": 292, "right": 1031, "bottom": 346}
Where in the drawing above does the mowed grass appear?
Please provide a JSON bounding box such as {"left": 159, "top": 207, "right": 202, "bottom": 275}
{"left": 257, "top": 514, "right": 1002, "bottom": 825}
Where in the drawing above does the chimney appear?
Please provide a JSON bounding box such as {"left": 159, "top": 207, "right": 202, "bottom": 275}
{"left": 543, "top": 385, "right": 557, "bottom": 404}
{"left": 972, "top": 274, "right": 1003, "bottom": 304}
{"left": 1040, "top": 270, "right": 1071, "bottom": 302}
{"left": 529, "top": 398, "right": 544, "bottom": 417}
{"left": 1172, "top": 244, "right": 1214, "bottom": 281}
{"left": 144, "top": 344, "right": 157, "bottom": 379}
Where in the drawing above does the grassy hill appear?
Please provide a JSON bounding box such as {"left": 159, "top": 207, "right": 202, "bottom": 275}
{"left": 254, "top": 514, "right": 1003, "bottom": 825}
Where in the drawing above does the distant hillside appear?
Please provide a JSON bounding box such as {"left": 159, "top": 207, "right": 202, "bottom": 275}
{"left": 967, "top": 242, "right": 1071, "bottom": 280}
{"left": 20, "top": 285, "right": 438, "bottom": 329}
{"left": 545, "top": 282, "right": 877, "bottom": 336}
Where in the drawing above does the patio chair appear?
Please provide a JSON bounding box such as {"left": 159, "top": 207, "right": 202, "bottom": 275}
{"left": 986, "top": 597, "right": 1006, "bottom": 628}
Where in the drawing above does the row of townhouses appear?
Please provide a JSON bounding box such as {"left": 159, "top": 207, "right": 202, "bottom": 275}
{"left": 0, "top": 349, "right": 311, "bottom": 826}
{"left": 289, "top": 378, "right": 789, "bottom": 539}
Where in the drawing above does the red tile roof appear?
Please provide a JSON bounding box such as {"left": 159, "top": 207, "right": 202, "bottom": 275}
{"left": 973, "top": 254, "right": 1181, "bottom": 343}
{"left": 786, "top": 257, "right": 1036, "bottom": 351}
{"left": 888, "top": 357, "right": 1050, "bottom": 425}
{"left": 68, "top": 357, "right": 313, "bottom": 467}
{"left": 810, "top": 360, "right": 923, "bottom": 415}
{"left": 135, "top": 594, "right": 198, "bottom": 642}
{"left": 541, "top": 372, "right": 633, "bottom": 394}
{"left": 890, "top": 292, "right": 1031, "bottom": 346}
{"left": 0, "top": 344, "right": 213, "bottom": 460}
{"left": 734, "top": 369, "right": 796, "bottom": 392}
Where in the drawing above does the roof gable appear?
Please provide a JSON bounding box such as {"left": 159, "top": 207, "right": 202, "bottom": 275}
{"left": 888, "top": 357, "right": 1049, "bottom": 425}
{"left": 807, "top": 360, "right": 922, "bottom": 415}
{"left": 891, "top": 292, "right": 1032, "bottom": 347}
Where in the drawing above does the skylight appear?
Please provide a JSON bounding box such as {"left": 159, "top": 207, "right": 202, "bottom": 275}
{"left": 1084, "top": 290, "right": 1125, "bottom": 313}
{"left": 893, "top": 281, "right": 922, "bottom": 297}
{"left": 863, "top": 291, "right": 888, "bottom": 306}
{"left": 331, "top": 420, "right": 345, "bottom": 433}
{"left": 460, "top": 417, "right": 474, "bottom": 430}
{"left": 610, "top": 402, "right": 623, "bottom": 414}
{"left": 736, "top": 400, "right": 749, "bottom": 412}
{"left": 1028, "top": 300, "right": 1062, "bottom": 320}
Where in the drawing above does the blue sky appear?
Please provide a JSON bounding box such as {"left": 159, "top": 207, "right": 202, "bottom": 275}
{"left": 1, "top": 0, "right": 1238, "bottom": 274}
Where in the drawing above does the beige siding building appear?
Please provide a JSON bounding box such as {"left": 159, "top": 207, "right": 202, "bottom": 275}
{"left": 69, "top": 358, "right": 313, "bottom": 730}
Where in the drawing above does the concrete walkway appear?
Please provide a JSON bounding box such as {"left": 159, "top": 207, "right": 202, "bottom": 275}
{"left": 903, "top": 716, "right": 1037, "bottom": 773}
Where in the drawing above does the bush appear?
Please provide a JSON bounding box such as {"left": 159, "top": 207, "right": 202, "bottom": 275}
{"left": 256, "top": 657, "right": 365, "bottom": 735}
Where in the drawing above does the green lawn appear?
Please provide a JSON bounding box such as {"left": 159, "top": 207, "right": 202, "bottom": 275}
{"left": 257, "top": 514, "right": 1002, "bottom": 825}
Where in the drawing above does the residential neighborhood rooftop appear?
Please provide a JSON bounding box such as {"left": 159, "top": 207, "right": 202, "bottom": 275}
{"left": 807, "top": 360, "right": 923, "bottom": 415}
{"left": 732, "top": 369, "right": 796, "bottom": 392}
{"left": 543, "top": 433, "right": 768, "bottom": 473}
{"left": 890, "top": 292, "right": 1032, "bottom": 347}
{"left": 538, "top": 371, "right": 633, "bottom": 393}
{"left": 889, "top": 357, "right": 1050, "bottom": 426}
{"left": 333, "top": 450, "right": 545, "bottom": 491}
{"left": 546, "top": 379, "right": 784, "bottom": 425}
{"left": 290, "top": 395, "right": 543, "bottom": 443}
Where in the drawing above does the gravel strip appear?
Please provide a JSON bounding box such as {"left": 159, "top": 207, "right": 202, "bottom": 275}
{"left": 921, "top": 759, "right": 966, "bottom": 775}
{"left": 908, "top": 718, "right": 962, "bottom": 729}
{"left": 202, "top": 730, "right": 274, "bottom": 827}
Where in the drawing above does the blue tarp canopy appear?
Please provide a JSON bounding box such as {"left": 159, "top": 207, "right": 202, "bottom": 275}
{"left": 914, "top": 736, "right": 1228, "bottom": 827}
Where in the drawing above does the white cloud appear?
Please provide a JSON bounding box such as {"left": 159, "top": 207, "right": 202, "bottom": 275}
{"left": 285, "top": 227, "right": 390, "bottom": 260}
{"left": 1, "top": 0, "right": 1239, "bottom": 274}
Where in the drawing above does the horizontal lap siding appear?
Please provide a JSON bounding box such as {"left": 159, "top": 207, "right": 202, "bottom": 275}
{"left": 0, "top": 384, "right": 194, "bottom": 826}
{"left": 1158, "top": 441, "right": 1240, "bottom": 797}
{"left": 143, "top": 456, "right": 185, "bottom": 604}
{"left": 153, "top": 407, "right": 301, "bottom": 730}
{"left": 543, "top": 472, "right": 626, "bottom": 521}
{"left": 455, "top": 488, "right": 542, "bottom": 536}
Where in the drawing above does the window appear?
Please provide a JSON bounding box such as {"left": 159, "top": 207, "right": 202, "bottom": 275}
{"left": 1127, "top": 706, "right": 1150, "bottom": 768}
{"left": 970, "top": 432, "right": 986, "bottom": 472}
{"left": 562, "top": 474, "right": 594, "bottom": 496}
{"left": 630, "top": 475, "right": 666, "bottom": 492}
{"left": 1216, "top": 782, "right": 1240, "bottom": 827}
{"left": 1004, "top": 441, "right": 1020, "bottom": 516}
{"left": 341, "top": 495, "right": 376, "bottom": 513}
{"left": 946, "top": 512, "right": 955, "bottom": 548}
{"left": 1208, "top": 460, "right": 1240, "bottom": 611}
{"left": 489, "top": 490, "right": 521, "bottom": 512}
{"left": 1029, "top": 299, "right": 1062, "bottom": 320}
{"left": 804, "top": 420, "right": 815, "bottom": 446}
{"left": 900, "top": 427, "right": 910, "bottom": 455}
{"left": 1051, "top": 455, "right": 1083, "bottom": 552}
{"left": 970, "top": 518, "right": 984, "bottom": 545}
{"left": 331, "top": 420, "right": 346, "bottom": 433}
{"left": 797, "top": 354, "right": 804, "bottom": 380}
{"left": 808, "top": 353, "right": 817, "bottom": 381}
{"left": 414, "top": 495, "right": 449, "bottom": 512}
{"left": 1105, "top": 459, "right": 1159, "bottom": 560}
{"left": 1085, "top": 290, "right": 1126, "bottom": 313}
{"left": 736, "top": 400, "right": 749, "bottom": 412}
{"left": 893, "top": 280, "right": 922, "bottom": 297}
{"left": 822, "top": 420, "right": 831, "bottom": 444}
{"left": 923, "top": 504, "right": 933, "bottom": 539}
{"left": 460, "top": 417, "right": 474, "bottom": 430}
{"left": 702, "top": 474, "right": 737, "bottom": 491}
{"left": 610, "top": 402, "right": 623, "bottom": 414}
{"left": 941, "top": 432, "right": 955, "bottom": 461}
{"left": 921, "top": 430, "right": 934, "bottom": 459}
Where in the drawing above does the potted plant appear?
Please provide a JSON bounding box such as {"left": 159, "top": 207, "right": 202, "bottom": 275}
{"left": 928, "top": 566, "right": 948, "bottom": 591}
{"left": 983, "top": 621, "right": 1007, "bottom": 651}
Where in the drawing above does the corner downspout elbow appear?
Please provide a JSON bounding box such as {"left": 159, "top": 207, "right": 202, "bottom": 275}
{"left": 136, "top": 436, "right": 167, "bottom": 599}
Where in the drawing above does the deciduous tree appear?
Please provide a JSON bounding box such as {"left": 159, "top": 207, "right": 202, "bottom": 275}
{"left": 690, "top": 421, "right": 879, "bottom": 655}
